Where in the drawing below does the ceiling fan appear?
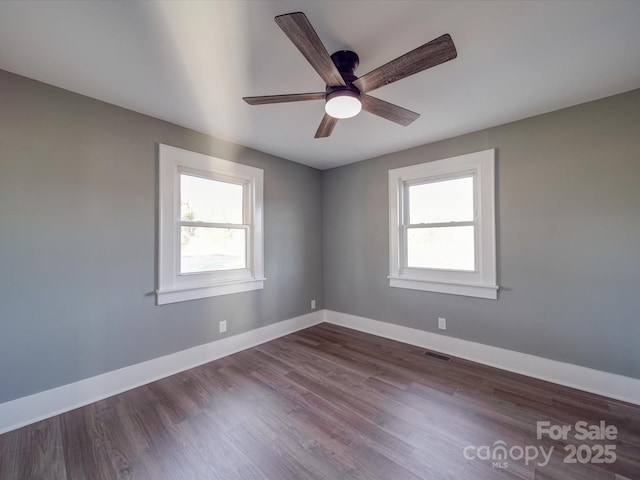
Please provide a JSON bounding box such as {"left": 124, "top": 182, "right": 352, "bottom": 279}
{"left": 243, "top": 12, "right": 457, "bottom": 138}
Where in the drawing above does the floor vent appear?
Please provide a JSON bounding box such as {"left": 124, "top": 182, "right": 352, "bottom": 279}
{"left": 424, "top": 351, "right": 451, "bottom": 362}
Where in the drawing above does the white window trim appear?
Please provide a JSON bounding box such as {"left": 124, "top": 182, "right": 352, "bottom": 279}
{"left": 388, "top": 149, "right": 498, "bottom": 299}
{"left": 157, "top": 144, "right": 264, "bottom": 305}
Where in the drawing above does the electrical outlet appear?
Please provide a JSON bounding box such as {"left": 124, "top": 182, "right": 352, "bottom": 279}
{"left": 219, "top": 320, "right": 227, "bottom": 333}
{"left": 438, "top": 317, "right": 447, "bottom": 330}
{"left": 311, "top": 299, "right": 316, "bottom": 310}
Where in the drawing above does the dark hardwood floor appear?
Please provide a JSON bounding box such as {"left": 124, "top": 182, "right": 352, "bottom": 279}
{"left": 1, "top": 323, "right": 638, "bottom": 479}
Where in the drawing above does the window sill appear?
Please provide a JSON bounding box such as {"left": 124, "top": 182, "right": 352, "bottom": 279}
{"left": 388, "top": 276, "right": 498, "bottom": 299}
{"left": 157, "top": 277, "right": 266, "bottom": 305}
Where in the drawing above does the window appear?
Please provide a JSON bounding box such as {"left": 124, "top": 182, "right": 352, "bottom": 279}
{"left": 388, "top": 149, "right": 497, "bottom": 299}
{"left": 157, "top": 144, "right": 264, "bottom": 305}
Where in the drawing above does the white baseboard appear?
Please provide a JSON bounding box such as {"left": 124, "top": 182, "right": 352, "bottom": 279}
{"left": 0, "top": 311, "right": 324, "bottom": 434}
{"left": 324, "top": 310, "right": 640, "bottom": 406}
{"left": 3, "top": 309, "right": 637, "bottom": 435}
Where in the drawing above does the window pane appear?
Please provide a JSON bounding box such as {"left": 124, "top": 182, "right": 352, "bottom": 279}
{"left": 180, "top": 227, "right": 246, "bottom": 273}
{"left": 409, "top": 176, "right": 474, "bottom": 224}
{"left": 180, "top": 174, "right": 243, "bottom": 224}
{"left": 407, "top": 226, "right": 475, "bottom": 271}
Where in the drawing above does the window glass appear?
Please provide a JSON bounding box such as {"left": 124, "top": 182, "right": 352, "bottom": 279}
{"left": 180, "top": 174, "right": 243, "bottom": 224}
{"left": 407, "top": 226, "right": 475, "bottom": 271}
{"left": 180, "top": 227, "right": 246, "bottom": 273}
{"left": 408, "top": 176, "right": 474, "bottom": 224}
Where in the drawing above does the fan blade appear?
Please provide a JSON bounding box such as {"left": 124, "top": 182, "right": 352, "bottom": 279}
{"left": 243, "top": 92, "right": 325, "bottom": 105}
{"left": 353, "top": 34, "right": 456, "bottom": 93}
{"left": 314, "top": 113, "right": 338, "bottom": 138}
{"left": 275, "top": 12, "right": 346, "bottom": 87}
{"left": 361, "top": 94, "right": 420, "bottom": 126}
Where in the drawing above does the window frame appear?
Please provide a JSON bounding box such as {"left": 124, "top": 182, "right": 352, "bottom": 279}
{"left": 157, "top": 144, "right": 264, "bottom": 305}
{"left": 388, "top": 149, "right": 498, "bottom": 299}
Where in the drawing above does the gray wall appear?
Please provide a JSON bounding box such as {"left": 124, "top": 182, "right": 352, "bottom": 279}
{"left": 323, "top": 88, "right": 640, "bottom": 379}
{"left": 0, "top": 70, "right": 324, "bottom": 404}
{"left": 1, "top": 67, "right": 638, "bottom": 406}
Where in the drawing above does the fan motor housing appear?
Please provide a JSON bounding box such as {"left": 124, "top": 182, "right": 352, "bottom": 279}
{"left": 331, "top": 50, "right": 359, "bottom": 75}
{"left": 327, "top": 50, "right": 361, "bottom": 97}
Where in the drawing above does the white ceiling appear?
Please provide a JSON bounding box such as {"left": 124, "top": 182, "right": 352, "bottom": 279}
{"left": 1, "top": 1, "right": 639, "bottom": 170}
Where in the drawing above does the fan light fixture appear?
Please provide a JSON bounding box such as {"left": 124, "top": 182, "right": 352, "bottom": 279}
{"left": 325, "top": 90, "right": 361, "bottom": 119}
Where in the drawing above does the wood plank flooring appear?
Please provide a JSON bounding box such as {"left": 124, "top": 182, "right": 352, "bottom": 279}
{"left": 1, "top": 323, "right": 638, "bottom": 479}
